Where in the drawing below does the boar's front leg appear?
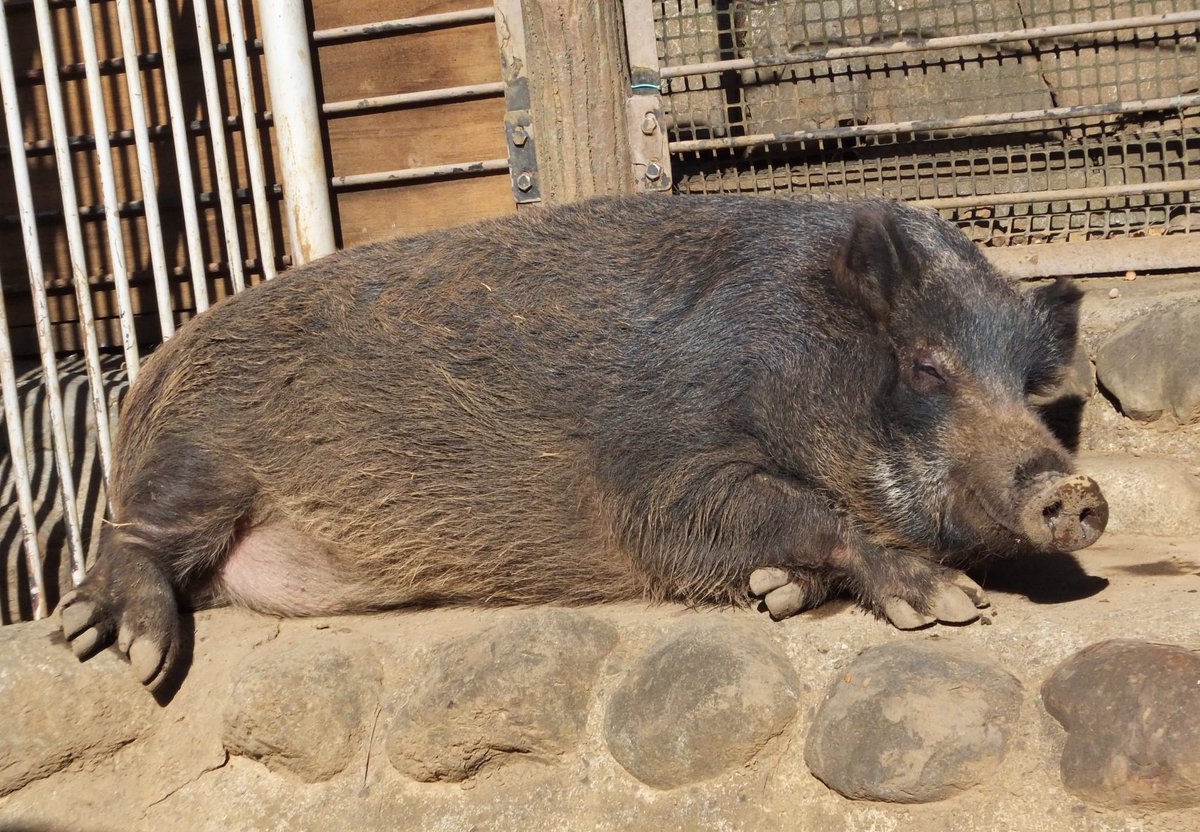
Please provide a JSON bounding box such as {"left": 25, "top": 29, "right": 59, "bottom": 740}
{"left": 732, "top": 474, "right": 988, "bottom": 628}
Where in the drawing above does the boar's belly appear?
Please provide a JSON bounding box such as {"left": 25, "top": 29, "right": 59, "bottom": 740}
{"left": 218, "top": 522, "right": 368, "bottom": 616}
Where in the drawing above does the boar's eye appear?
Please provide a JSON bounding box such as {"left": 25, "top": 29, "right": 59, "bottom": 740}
{"left": 911, "top": 354, "right": 949, "bottom": 393}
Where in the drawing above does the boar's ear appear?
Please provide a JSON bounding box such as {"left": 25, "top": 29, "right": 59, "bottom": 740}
{"left": 830, "top": 206, "right": 919, "bottom": 326}
{"left": 1028, "top": 277, "right": 1084, "bottom": 352}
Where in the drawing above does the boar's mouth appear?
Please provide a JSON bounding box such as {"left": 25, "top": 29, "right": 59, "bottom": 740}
{"left": 955, "top": 480, "right": 1024, "bottom": 537}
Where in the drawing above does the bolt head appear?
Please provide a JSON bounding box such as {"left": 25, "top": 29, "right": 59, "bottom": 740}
{"left": 645, "top": 162, "right": 663, "bottom": 181}
{"left": 512, "top": 125, "right": 528, "bottom": 146}
{"left": 516, "top": 171, "right": 533, "bottom": 192}
{"left": 641, "top": 113, "right": 658, "bottom": 135}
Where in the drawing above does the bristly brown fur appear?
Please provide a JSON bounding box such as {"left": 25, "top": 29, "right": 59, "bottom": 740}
{"left": 66, "top": 194, "right": 1097, "bottom": 685}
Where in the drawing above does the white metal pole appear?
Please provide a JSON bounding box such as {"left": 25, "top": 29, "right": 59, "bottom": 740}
{"left": 0, "top": 6, "right": 45, "bottom": 611}
{"left": 259, "top": 0, "right": 337, "bottom": 266}
{"left": 71, "top": 0, "right": 142, "bottom": 380}
{"left": 0, "top": 280, "right": 45, "bottom": 618}
{"left": 192, "top": 0, "right": 247, "bottom": 291}
{"left": 151, "top": 0, "right": 210, "bottom": 312}
{"left": 224, "top": 0, "right": 277, "bottom": 280}
{"left": 1, "top": 4, "right": 89, "bottom": 589}
{"left": 115, "top": 0, "right": 175, "bottom": 338}
{"left": 30, "top": 0, "right": 115, "bottom": 494}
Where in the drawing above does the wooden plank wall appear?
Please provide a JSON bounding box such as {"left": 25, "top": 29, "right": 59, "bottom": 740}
{"left": 314, "top": 0, "right": 513, "bottom": 247}
{"left": 0, "top": 0, "right": 514, "bottom": 359}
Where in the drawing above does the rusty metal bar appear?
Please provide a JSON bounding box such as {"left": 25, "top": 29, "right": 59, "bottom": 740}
{"left": 72, "top": 0, "right": 141, "bottom": 377}
{"left": 918, "top": 179, "right": 1200, "bottom": 211}
{"left": 224, "top": 0, "right": 277, "bottom": 280}
{"left": 659, "top": 10, "right": 1200, "bottom": 80}
{"left": 0, "top": 0, "right": 48, "bottom": 618}
{"left": 260, "top": 0, "right": 337, "bottom": 265}
{"left": 668, "top": 94, "right": 1200, "bottom": 154}
{"left": 312, "top": 7, "right": 495, "bottom": 43}
{"left": 152, "top": 0, "right": 209, "bottom": 312}
{"left": 191, "top": 0, "right": 246, "bottom": 291}
{"left": 31, "top": 0, "right": 115, "bottom": 495}
{"left": 115, "top": 0, "right": 175, "bottom": 339}
{"left": 1, "top": 2, "right": 88, "bottom": 591}
{"left": 332, "top": 158, "right": 509, "bottom": 189}
{"left": 322, "top": 81, "right": 505, "bottom": 116}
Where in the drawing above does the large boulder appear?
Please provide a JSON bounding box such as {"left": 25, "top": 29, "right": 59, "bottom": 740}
{"left": 1094, "top": 304, "right": 1200, "bottom": 424}
{"left": 804, "top": 639, "right": 1023, "bottom": 803}
{"left": 0, "top": 619, "right": 157, "bottom": 796}
{"left": 222, "top": 629, "right": 383, "bottom": 782}
{"left": 1043, "top": 639, "right": 1200, "bottom": 810}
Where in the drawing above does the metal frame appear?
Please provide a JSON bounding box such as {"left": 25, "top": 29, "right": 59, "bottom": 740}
{"left": 655, "top": 1, "right": 1200, "bottom": 269}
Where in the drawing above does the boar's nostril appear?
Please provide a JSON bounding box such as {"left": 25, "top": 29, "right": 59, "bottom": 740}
{"left": 1019, "top": 474, "right": 1108, "bottom": 553}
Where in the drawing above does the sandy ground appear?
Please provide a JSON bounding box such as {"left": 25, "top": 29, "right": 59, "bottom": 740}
{"left": 1, "top": 531, "right": 1198, "bottom": 832}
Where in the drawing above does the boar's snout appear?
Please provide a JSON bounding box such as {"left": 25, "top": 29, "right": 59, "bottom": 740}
{"left": 1017, "top": 473, "right": 1108, "bottom": 552}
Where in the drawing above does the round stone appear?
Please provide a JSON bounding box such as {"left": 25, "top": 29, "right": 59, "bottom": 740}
{"left": 604, "top": 618, "right": 800, "bottom": 790}
{"left": 804, "top": 639, "right": 1022, "bottom": 803}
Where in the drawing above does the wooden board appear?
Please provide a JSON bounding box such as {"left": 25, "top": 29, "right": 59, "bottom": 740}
{"left": 1, "top": 0, "right": 514, "bottom": 357}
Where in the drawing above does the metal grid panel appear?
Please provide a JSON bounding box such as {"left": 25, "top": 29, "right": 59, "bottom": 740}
{"left": 655, "top": 1, "right": 1200, "bottom": 248}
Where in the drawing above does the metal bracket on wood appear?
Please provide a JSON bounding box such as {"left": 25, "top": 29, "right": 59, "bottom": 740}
{"left": 494, "top": 0, "right": 540, "bottom": 203}
{"left": 623, "top": 0, "right": 671, "bottom": 192}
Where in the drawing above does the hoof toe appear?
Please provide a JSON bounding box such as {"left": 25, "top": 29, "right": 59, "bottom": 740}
{"left": 128, "top": 637, "right": 170, "bottom": 689}
{"left": 883, "top": 597, "right": 936, "bottom": 630}
{"left": 764, "top": 583, "right": 805, "bottom": 618}
{"left": 930, "top": 585, "right": 981, "bottom": 624}
{"left": 749, "top": 567, "right": 790, "bottom": 596}
{"left": 60, "top": 595, "right": 97, "bottom": 640}
{"left": 952, "top": 573, "right": 990, "bottom": 608}
{"left": 69, "top": 626, "right": 103, "bottom": 657}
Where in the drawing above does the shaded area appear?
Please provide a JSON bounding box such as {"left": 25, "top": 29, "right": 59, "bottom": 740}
{"left": 969, "top": 551, "right": 1109, "bottom": 604}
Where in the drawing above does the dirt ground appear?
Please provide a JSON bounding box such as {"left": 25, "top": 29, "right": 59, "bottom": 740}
{"left": 1, "top": 531, "right": 1198, "bottom": 832}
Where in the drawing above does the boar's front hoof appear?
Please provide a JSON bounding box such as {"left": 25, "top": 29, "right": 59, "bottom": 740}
{"left": 1019, "top": 474, "right": 1108, "bottom": 553}
{"left": 883, "top": 574, "right": 988, "bottom": 630}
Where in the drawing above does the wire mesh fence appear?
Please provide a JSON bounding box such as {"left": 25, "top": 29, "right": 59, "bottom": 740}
{"left": 655, "top": 0, "right": 1200, "bottom": 249}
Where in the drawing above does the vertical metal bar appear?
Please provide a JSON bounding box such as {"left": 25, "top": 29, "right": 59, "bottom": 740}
{"left": 115, "top": 0, "right": 175, "bottom": 338}
{"left": 258, "top": 0, "right": 336, "bottom": 265}
{"left": 0, "top": 9, "right": 46, "bottom": 618}
{"left": 192, "top": 0, "right": 246, "bottom": 291}
{"left": 0, "top": 284, "right": 45, "bottom": 618}
{"left": 623, "top": 0, "right": 672, "bottom": 192}
{"left": 224, "top": 0, "right": 277, "bottom": 279}
{"left": 152, "top": 0, "right": 210, "bottom": 312}
{"left": 1, "top": 4, "right": 88, "bottom": 589}
{"left": 493, "top": 0, "right": 541, "bottom": 204}
{"left": 72, "top": 0, "right": 142, "bottom": 380}
{"left": 31, "top": 0, "right": 115, "bottom": 495}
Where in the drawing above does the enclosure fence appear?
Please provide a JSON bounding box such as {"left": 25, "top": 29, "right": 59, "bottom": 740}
{"left": 653, "top": 1, "right": 1200, "bottom": 277}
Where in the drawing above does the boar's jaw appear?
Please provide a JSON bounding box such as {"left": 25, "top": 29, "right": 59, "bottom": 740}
{"left": 1015, "top": 472, "right": 1108, "bottom": 552}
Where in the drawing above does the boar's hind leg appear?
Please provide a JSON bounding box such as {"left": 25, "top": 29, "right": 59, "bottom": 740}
{"left": 748, "top": 566, "right": 836, "bottom": 619}
{"left": 60, "top": 441, "right": 255, "bottom": 689}
{"left": 60, "top": 526, "right": 180, "bottom": 689}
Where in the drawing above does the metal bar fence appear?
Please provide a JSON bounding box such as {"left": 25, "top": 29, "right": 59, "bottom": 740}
{"left": 0, "top": 0, "right": 331, "bottom": 620}
{"left": 656, "top": 1, "right": 1200, "bottom": 253}
{"left": 1, "top": 1, "right": 88, "bottom": 598}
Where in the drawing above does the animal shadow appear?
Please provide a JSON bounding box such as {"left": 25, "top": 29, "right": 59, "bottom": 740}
{"left": 970, "top": 551, "right": 1109, "bottom": 604}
